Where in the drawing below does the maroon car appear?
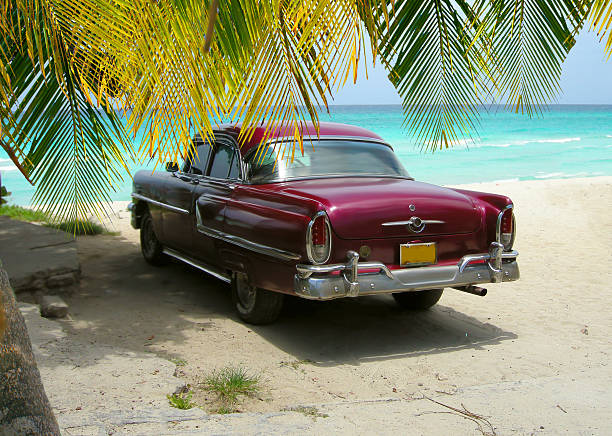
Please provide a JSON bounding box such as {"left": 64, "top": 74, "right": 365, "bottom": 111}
{"left": 130, "top": 122, "right": 519, "bottom": 324}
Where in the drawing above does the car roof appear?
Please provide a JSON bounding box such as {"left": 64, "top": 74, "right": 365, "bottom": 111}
{"left": 202, "top": 121, "right": 388, "bottom": 155}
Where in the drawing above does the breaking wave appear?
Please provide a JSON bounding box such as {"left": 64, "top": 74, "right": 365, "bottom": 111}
{"left": 532, "top": 137, "right": 581, "bottom": 144}
{"left": 470, "top": 137, "right": 581, "bottom": 149}
{"left": 535, "top": 171, "right": 604, "bottom": 179}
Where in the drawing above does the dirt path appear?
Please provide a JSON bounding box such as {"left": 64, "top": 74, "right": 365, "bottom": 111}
{"left": 39, "top": 177, "right": 612, "bottom": 433}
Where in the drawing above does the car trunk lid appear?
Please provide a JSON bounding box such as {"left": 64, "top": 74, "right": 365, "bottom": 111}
{"left": 276, "top": 177, "right": 481, "bottom": 239}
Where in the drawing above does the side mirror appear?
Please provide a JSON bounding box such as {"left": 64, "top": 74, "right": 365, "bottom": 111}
{"left": 165, "top": 162, "right": 179, "bottom": 172}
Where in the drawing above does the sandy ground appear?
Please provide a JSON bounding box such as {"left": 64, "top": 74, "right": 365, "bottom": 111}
{"left": 28, "top": 176, "right": 612, "bottom": 433}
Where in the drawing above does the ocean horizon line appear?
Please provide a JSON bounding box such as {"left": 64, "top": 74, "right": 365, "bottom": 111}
{"left": 323, "top": 103, "right": 612, "bottom": 107}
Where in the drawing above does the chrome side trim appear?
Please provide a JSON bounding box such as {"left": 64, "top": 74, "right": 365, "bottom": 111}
{"left": 163, "top": 248, "right": 230, "bottom": 283}
{"left": 195, "top": 206, "right": 301, "bottom": 261}
{"left": 131, "top": 193, "right": 189, "bottom": 215}
{"left": 305, "top": 211, "right": 332, "bottom": 265}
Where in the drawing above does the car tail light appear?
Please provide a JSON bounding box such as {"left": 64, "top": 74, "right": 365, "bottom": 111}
{"left": 307, "top": 212, "right": 331, "bottom": 264}
{"left": 498, "top": 206, "right": 515, "bottom": 251}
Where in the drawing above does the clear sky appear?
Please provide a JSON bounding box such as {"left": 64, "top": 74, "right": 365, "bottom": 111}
{"left": 331, "top": 31, "right": 612, "bottom": 105}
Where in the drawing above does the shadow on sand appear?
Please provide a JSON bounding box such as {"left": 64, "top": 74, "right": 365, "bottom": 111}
{"left": 257, "top": 295, "right": 516, "bottom": 366}
{"left": 50, "top": 233, "right": 516, "bottom": 369}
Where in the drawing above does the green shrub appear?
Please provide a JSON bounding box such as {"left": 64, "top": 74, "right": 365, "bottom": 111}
{"left": 0, "top": 186, "right": 10, "bottom": 205}
{"left": 203, "top": 366, "right": 260, "bottom": 413}
{"left": 45, "top": 219, "right": 106, "bottom": 235}
{"left": 167, "top": 392, "right": 195, "bottom": 410}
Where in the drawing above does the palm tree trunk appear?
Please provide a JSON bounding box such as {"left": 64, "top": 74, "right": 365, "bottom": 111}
{"left": 0, "top": 266, "right": 60, "bottom": 435}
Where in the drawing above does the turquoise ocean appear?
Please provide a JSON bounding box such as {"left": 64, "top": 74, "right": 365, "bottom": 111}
{"left": 1, "top": 104, "right": 612, "bottom": 206}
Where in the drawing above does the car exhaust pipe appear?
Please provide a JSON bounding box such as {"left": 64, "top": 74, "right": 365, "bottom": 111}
{"left": 453, "top": 285, "right": 487, "bottom": 296}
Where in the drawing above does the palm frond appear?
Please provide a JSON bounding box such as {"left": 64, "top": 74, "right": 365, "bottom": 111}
{"left": 0, "top": 0, "right": 131, "bottom": 225}
{"left": 376, "top": 0, "right": 490, "bottom": 150}
{"left": 57, "top": 0, "right": 380, "bottom": 160}
{"left": 590, "top": 0, "right": 612, "bottom": 57}
{"left": 479, "top": 0, "right": 589, "bottom": 115}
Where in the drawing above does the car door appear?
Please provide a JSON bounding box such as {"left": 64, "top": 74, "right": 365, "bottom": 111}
{"left": 161, "top": 140, "right": 212, "bottom": 252}
{"left": 191, "top": 135, "right": 242, "bottom": 265}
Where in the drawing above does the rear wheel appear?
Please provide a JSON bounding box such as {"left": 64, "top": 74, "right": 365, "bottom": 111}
{"left": 231, "top": 272, "right": 284, "bottom": 325}
{"left": 393, "top": 289, "right": 443, "bottom": 310}
{"left": 140, "top": 212, "right": 166, "bottom": 266}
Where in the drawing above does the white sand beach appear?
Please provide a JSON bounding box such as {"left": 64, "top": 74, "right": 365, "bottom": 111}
{"left": 27, "top": 176, "right": 612, "bottom": 433}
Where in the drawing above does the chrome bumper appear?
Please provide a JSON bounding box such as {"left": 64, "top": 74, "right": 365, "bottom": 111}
{"left": 294, "top": 242, "right": 519, "bottom": 300}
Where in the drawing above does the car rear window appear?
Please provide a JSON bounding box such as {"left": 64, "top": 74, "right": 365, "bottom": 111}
{"left": 246, "top": 140, "right": 410, "bottom": 183}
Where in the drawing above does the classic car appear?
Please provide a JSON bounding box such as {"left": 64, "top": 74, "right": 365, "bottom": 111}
{"left": 129, "top": 122, "right": 519, "bottom": 324}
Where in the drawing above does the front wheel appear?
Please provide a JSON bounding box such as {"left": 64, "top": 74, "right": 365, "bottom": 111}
{"left": 140, "top": 212, "right": 166, "bottom": 266}
{"left": 231, "top": 273, "right": 284, "bottom": 325}
{"left": 393, "top": 289, "right": 443, "bottom": 310}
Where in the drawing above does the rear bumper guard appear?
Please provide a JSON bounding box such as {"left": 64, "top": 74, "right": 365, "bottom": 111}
{"left": 294, "top": 242, "right": 519, "bottom": 300}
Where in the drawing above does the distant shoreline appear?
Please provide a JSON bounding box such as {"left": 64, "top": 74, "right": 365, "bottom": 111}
{"left": 3, "top": 174, "right": 612, "bottom": 209}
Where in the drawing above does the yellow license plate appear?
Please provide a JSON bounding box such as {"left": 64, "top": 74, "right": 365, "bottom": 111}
{"left": 400, "top": 242, "right": 437, "bottom": 266}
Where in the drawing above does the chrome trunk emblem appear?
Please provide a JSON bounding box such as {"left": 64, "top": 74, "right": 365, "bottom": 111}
{"left": 382, "top": 217, "right": 446, "bottom": 233}
{"left": 409, "top": 204, "right": 416, "bottom": 211}
{"left": 407, "top": 216, "right": 425, "bottom": 233}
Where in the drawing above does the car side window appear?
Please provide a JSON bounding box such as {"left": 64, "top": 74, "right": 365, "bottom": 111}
{"left": 189, "top": 144, "right": 211, "bottom": 175}
{"left": 228, "top": 153, "right": 241, "bottom": 179}
{"left": 209, "top": 143, "right": 236, "bottom": 179}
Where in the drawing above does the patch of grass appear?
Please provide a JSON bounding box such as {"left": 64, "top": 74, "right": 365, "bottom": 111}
{"left": 0, "top": 205, "right": 49, "bottom": 222}
{"left": 202, "top": 366, "right": 260, "bottom": 413}
{"left": 167, "top": 392, "right": 195, "bottom": 410}
{"left": 283, "top": 406, "right": 329, "bottom": 420}
{"left": 0, "top": 205, "right": 117, "bottom": 236}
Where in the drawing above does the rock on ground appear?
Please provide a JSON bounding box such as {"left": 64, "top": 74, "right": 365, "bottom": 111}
{"left": 38, "top": 295, "right": 68, "bottom": 319}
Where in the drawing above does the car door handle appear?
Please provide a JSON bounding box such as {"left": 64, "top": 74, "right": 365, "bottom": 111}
{"left": 190, "top": 179, "right": 199, "bottom": 185}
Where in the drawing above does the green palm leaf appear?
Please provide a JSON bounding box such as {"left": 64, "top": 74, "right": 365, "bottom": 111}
{"left": 0, "top": 1, "right": 131, "bottom": 227}
{"left": 590, "top": 0, "right": 612, "bottom": 57}
{"left": 479, "top": 0, "right": 588, "bottom": 115}
{"left": 376, "top": 0, "right": 490, "bottom": 150}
